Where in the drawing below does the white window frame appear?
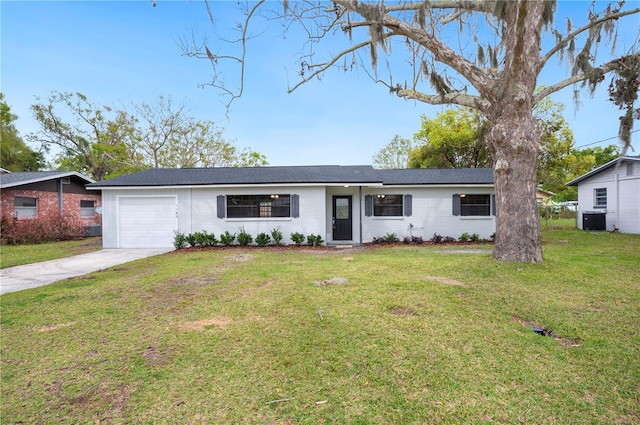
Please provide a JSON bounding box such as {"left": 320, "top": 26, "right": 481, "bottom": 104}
{"left": 80, "top": 200, "right": 96, "bottom": 217}
{"left": 14, "top": 197, "right": 38, "bottom": 218}
{"left": 373, "top": 194, "right": 404, "bottom": 217}
{"left": 226, "top": 194, "right": 291, "bottom": 218}
{"left": 594, "top": 188, "right": 607, "bottom": 208}
{"left": 460, "top": 194, "right": 491, "bottom": 216}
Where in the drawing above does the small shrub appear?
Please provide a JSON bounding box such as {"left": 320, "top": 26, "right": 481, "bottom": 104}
{"left": 442, "top": 236, "right": 456, "bottom": 243}
{"left": 220, "top": 231, "right": 236, "bottom": 246}
{"left": 384, "top": 233, "right": 399, "bottom": 243}
{"left": 431, "top": 233, "right": 444, "bottom": 243}
{"left": 237, "top": 227, "right": 253, "bottom": 246}
{"left": 290, "top": 232, "right": 305, "bottom": 246}
{"left": 490, "top": 232, "right": 496, "bottom": 241}
{"left": 412, "top": 236, "right": 424, "bottom": 244}
{"left": 256, "top": 232, "right": 271, "bottom": 246}
{"left": 173, "top": 231, "right": 188, "bottom": 249}
{"left": 185, "top": 233, "right": 197, "bottom": 247}
{"left": 271, "top": 227, "right": 283, "bottom": 245}
{"left": 459, "top": 232, "right": 470, "bottom": 242}
{"left": 403, "top": 236, "right": 412, "bottom": 244}
{"left": 192, "top": 231, "right": 206, "bottom": 247}
{"left": 203, "top": 231, "right": 218, "bottom": 246}
{"left": 470, "top": 233, "right": 480, "bottom": 243}
{"left": 307, "top": 234, "right": 324, "bottom": 246}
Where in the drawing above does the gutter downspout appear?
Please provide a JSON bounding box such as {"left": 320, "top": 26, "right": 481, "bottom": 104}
{"left": 58, "top": 179, "right": 64, "bottom": 216}
{"left": 616, "top": 173, "right": 620, "bottom": 230}
{"left": 359, "top": 186, "right": 363, "bottom": 246}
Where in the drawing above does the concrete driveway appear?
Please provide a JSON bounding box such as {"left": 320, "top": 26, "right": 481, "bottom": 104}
{"left": 0, "top": 248, "right": 174, "bottom": 295}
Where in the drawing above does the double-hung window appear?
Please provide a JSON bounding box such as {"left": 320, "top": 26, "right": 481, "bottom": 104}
{"left": 594, "top": 188, "right": 607, "bottom": 208}
{"left": 460, "top": 194, "right": 491, "bottom": 216}
{"left": 14, "top": 197, "right": 37, "bottom": 218}
{"left": 80, "top": 200, "right": 95, "bottom": 217}
{"left": 226, "top": 195, "right": 291, "bottom": 218}
{"left": 373, "top": 194, "right": 403, "bottom": 217}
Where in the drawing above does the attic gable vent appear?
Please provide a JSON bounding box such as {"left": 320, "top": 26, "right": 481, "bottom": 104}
{"left": 61, "top": 177, "right": 71, "bottom": 184}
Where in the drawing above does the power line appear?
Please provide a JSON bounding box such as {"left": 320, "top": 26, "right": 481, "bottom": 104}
{"left": 574, "top": 129, "right": 639, "bottom": 149}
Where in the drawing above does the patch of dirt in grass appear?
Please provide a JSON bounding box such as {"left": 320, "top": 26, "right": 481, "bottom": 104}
{"left": 513, "top": 317, "right": 581, "bottom": 348}
{"left": 390, "top": 306, "right": 418, "bottom": 316}
{"left": 313, "top": 277, "right": 349, "bottom": 286}
{"left": 173, "top": 275, "right": 220, "bottom": 286}
{"left": 38, "top": 321, "right": 76, "bottom": 332}
{"left": 225, "top": 253, "right": 255, "bottom": 262}
{"left": 424, "top": 275, "right": 467, "bottom": 287}
{"left": 229, "top": 279, "right": 275, "bottom": 301}
{"left": 50, "top": 379, "right": 133, "bottom": 418}
{"left": 180, "top": 317, "right": 232, "bottom": 331}
{"left": 439, "top": 249, "right": 492, "bottom": 254}
{"left": 142, "top": 345, "right": 173, "bottom": 366}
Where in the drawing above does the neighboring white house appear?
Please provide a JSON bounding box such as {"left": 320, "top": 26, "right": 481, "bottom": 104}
{"left": 87, "top": 165, "right": 496, "bottom": 248}
{"left": 566, "top": 156, "right": 640, "bottom": 234}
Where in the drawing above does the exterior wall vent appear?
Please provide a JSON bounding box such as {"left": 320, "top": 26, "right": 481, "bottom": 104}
{"left": 61, "top": 177, "right": 71, "bottom": 184}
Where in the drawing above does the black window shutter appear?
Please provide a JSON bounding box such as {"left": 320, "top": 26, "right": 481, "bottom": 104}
{"left": 291, "top": 194, "right": 299, "bottom": 218}
{"left": 404, "top": 194, "right": 412, "bottom": 216}
{"left": 452, "top": 194, "right": 461, "bottom": 216}
{"left": 364, "top": 195, "right": 373, "bottom": 217}
{"left": 491, "top": 194, "right": 496, "bottom": 216}
{"left": 217, "top": 195, "right": 225, "bottom": 219}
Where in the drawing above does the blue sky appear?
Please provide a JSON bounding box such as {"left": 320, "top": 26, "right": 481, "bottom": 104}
{"left": 1, "top": 0, "right": 639, "bottom": 167}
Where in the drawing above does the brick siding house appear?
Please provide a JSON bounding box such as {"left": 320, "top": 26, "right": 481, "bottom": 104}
{"left": 1, "top": 171, "right": 102, "bottom": 235}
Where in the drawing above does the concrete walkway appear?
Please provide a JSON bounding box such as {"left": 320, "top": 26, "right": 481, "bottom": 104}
{"left": 0, "top": 248, "right": 174, "bottom": 295}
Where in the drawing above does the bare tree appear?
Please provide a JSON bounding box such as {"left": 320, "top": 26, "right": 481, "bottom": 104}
{"left": 185, "top": 0, "right": 639, "bottom": 262}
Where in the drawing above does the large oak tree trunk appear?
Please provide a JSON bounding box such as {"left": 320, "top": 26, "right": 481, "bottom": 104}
{"left": 487, "top": 114, "right": 543, "bottom": 263}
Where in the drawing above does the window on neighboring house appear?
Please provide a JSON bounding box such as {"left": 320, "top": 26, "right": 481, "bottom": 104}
{"left": 373, "top": 194, "right": 403, "bottom": 216}
{"left": 80, "top": 200, "right": 95, "bottom": 217}
{"left": 14, "top": 197, "right": 37, "bottom": 218}
{"left": 453, "top": 194, "right": 492, "bottom": 216}
{"left": 226, "top": 195, "right": 291, "bottom": 218}
{"left": 594, "top": 188, "right": 607, "bottom": 208}
{"left": 627, "top": 162, "right": 634, "bottom": 176}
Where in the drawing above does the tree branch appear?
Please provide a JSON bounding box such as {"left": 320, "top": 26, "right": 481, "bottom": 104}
{"left": 540, "top": 7, "right": 640, "bottom": 69}
{"left": 395, "top": 88, "right": 490, "bottom": 111}
{"left": 533, "top": 53, "right": 640, "bottom": 104}
{"left": 287, "top": 36, "right": 391, "bottom": 94}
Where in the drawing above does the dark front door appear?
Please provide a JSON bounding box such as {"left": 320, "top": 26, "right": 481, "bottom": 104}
{"left": 332, "top": 196, "right": 352, "bottom": 241}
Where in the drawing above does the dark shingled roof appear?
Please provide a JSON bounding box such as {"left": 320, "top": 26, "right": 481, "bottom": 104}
{"left": 0, "top": 171, "right": 95, "bottom": 188}
{"left": 376, "top": 168, "right": 493, "bottom": 185}
{"left": 86, "top": 165, "right": 495, "bottom": 188}
{"left": 87, "top": 166, "right": 381, "bottom": 187}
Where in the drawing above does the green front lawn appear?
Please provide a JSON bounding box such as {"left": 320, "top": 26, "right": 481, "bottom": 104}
{"left": 0, "top": 237, "right": 102, "bottom": 269}
{"left": 1, "top": 228, "right": 638, "bottom": 424}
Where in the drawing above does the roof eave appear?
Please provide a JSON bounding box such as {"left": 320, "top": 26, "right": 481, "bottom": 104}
{"left": 1, "top": 171, "right": 95, "bottom": 188}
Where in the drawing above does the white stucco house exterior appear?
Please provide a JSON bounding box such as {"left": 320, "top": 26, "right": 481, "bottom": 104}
{"left": 87, "top": 165, "right": 496, "bottom": 248}
{"left": 566, "top": 156, "right": 640, "bottom": 234}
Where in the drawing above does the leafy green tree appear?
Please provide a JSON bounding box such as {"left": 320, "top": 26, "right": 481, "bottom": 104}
{"left": 372, "top": 135, "right": 416, "bottom": 169}
{"left": 532, "top": 98, "right": 576, "bottom": 196}
{"left": 191, "top": 1, "right": 639, "bottom": 262}
{"left": 553, "top": 144, "right": 621, "bottom": 201}
{"left": 408, "top": 109, "right": 488, "bottom": 169}
{"left": 405, "top": 101, "right": 577, "bottom": 198}
{"left": 0, "top": 93, "right": 44, "bottom": 171}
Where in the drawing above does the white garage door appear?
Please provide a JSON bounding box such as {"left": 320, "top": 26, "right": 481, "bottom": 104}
{"left": 118, "top": 197, "right": 178, "bottom": 248}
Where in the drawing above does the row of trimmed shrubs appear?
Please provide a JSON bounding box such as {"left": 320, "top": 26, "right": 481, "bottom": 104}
{"left": 173, "top": 227, "right": 324, "bottom": 249}
{"left": 372, "top": 232, "right": 495, "bottom": 244}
